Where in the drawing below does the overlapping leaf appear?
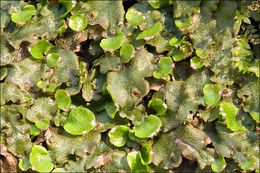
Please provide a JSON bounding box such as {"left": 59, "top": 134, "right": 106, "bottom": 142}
{"left": 0, "top": 1, "right": 259, "bottom": 172}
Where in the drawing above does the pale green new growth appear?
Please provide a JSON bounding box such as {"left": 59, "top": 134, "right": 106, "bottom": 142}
{"left": 148, "top": 98, "right": 167, "bottom": 115}
{"left": 64, "top": 107, "right": 96, "bottom": 135}
{"left": 120, "top": 44, "right": 134, "bottom": 63}
{"left": 30, "top": 124, "right": 40, "bottom": 136}
{"left": 250, "top": 113, "right": 260, "bottom": 121}
{"left": 36, "top": 81, "right": 44, "bottom": 89}
{"left": 30, "top": 145, "right": 54, "bottom": 172}
{"left": 0, "top": 67, "right": 8, "bottom": 81}
{"left": 52, "top": 168, "right": 67, "bottom": 172}
{"left": 153, "top": 57, "right": 173, "bottom": 79}
{"left": 195, "top": 49, "right": 208, "bottom": 57}
{"left": 100, "top": 32, "right": 126, "bottom": 50}
{"left": 136, "top": 22, "right": 162, "bottom": 40}
{"left": 211, "top": 156, "right": 226, "bottom": 172}
{"left": 59, "top": 0, "right": 76, "bottom": 18}
{"left": 68, "top": 14, "right": 88, "bottom": 32}
{"left": 175, "top": 17, "right": 191, "bottom": 28}
{"left": 169, "top": 37, "right": 179, "bottom": 46}
{"left": 108, "top": 125, "right": 130, "bottom": 147}
{"left": 126, "top": 8, "right": 142, "bottom": 26}
{"left": 220, "top": 102, "right": 245, "bottom": 131}
{"left": 47, "top": 53, "right": 60, "bottom": 67}
{"left": 234, "top": 10, "right": 251, "bottom": 35}
{"left": 148, "top": 0, "right": 169, "bottom": 9}
{"left": 11, "top": 5, "right": 36, "bottom": 24}
{"left": 172, "top": 50, "right": 185, "bottom": 62}
{"left": 46, "top": 84, "right": 58, "bottom": 92}
{"left": 58, "top": 20, "right": 67, "bottom": 34}
{"left": 35, "top": 119, "right": 50, "bottom": 130}
{"left": 190, "top": 56, "right": 205, "bottom": 69}
{"left": 29, "top": 38, "right": 51, "bottom": 59}
{"left": 1, "top": 0, "right": 259, "bottom": 172}
{"left": 241, "top": 158, "right": 255, "bottom": 170}
{"left": 140, "top": 143, "right": 152, "bottom": 165}
{"left": 203, "top": 84, "right": 223, "bottom": 106}
{"left": 127, "top": 151, "right": 151, "bottom": 172}
{"left": 55, "top": 89, "right": 71, "bottom": 110}
{"left": 105, "top": 102, "right": 117, "bottom": 119}
{"left": 37, "top": 81, "right": 58, "bottom": 92}
{"left": 134, "top": 115, "right": 162, "bottom": 138}
{"left": 19, "top": 156, "right": 30, "bottom": 171}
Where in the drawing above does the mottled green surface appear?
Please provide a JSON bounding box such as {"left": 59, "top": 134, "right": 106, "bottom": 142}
{"left": 0, "top": 0, "right": 259, "bottom": 172}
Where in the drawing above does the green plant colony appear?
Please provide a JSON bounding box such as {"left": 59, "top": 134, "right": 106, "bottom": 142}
{"left": 0, "top": 0, "right": 259, "bottom": 172}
